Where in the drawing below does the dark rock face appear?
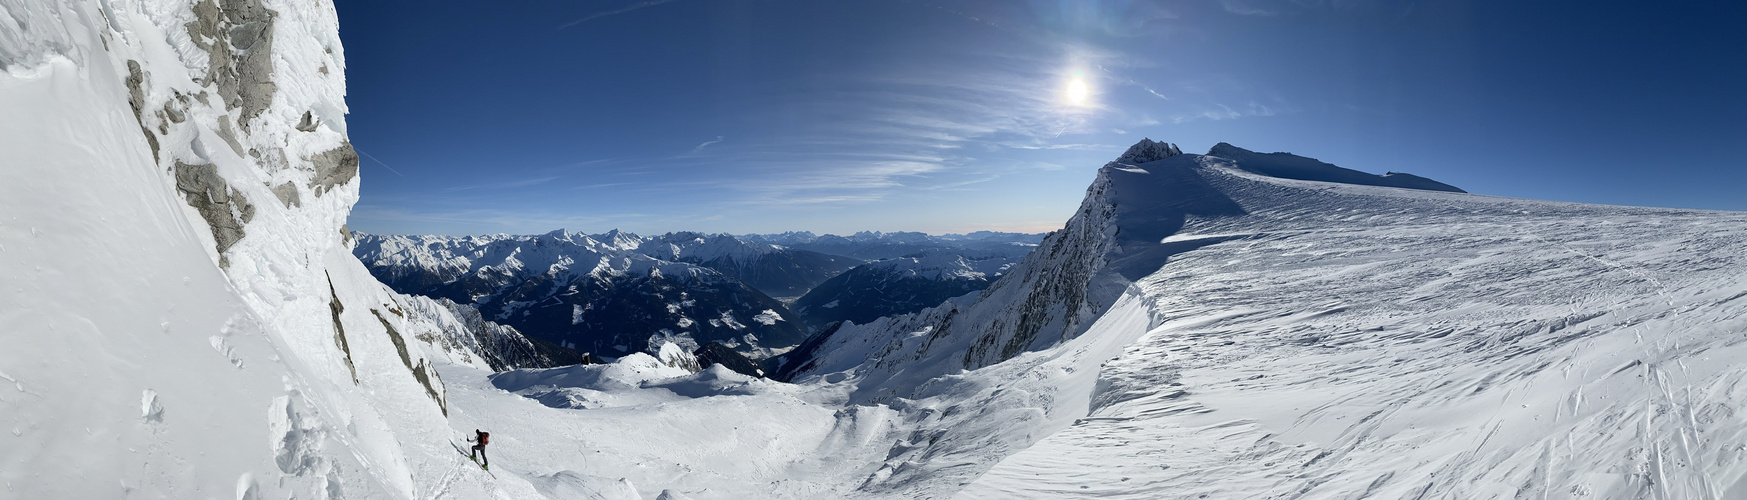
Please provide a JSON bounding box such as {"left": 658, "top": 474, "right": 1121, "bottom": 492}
{"left": 693, "top": 342, "right": 765, "bottom": 377}
{"left": 763, "top": 321, "right": 844, "bottom": 382}
{"left": 1112, "top": 137, "right": 1183, "bottom": 165}
{"left": 1206, "top": 142, "right": 1465, "bottom": 193}
{"left": 741, "top": 231, "right": 1045, "bottom": 263}
{"left": 425, "top": 298, "right": 592, "bottom": 370}
{"left": 631, "top": 232, "right": 861, "bottom": 298}
{"left": 790, "top": 259, "right": 997, "bottom": 330}
{"left": 435, "top": 270, "right": 803, "bottom": 358}
{"left": 685, "top": 249, "right": 859, "bottom": 298}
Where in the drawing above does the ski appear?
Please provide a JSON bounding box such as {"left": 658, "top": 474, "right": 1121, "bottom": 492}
{"left": 451, "top": 440, "right": 496, "bottom": 478}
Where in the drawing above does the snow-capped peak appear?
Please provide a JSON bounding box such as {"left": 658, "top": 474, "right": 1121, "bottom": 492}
{"left": 1111, "top": 137, "right": 1183, "bottom": 166}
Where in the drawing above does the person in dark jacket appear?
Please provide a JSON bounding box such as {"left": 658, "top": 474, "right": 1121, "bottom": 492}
{"left": 468, "top": 429, "right": 491, "bottom": 469}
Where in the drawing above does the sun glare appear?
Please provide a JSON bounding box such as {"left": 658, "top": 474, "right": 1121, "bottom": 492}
{"left": 1066, "top": 78, "right": 1090, "bottom": 105}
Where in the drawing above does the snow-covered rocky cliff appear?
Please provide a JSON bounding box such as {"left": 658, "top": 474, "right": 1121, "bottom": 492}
{"left": 1, "top": 0, "right": 563, "bottom": 497}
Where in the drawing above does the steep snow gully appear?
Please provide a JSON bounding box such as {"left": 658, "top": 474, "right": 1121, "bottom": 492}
{"left": 6, "top": 0, "right": 1747, "bottom": 498}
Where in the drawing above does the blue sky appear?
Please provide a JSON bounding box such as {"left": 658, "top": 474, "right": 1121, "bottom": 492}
{"left": 337, "top": 0, "right": 1747, "bottom": 236}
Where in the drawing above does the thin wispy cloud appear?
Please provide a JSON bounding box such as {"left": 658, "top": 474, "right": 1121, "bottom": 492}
{"left": 1220, "top": 0, "right": 1281, "bottom": 16}
{"left": 577, "top": 182, "right": 632, "bottom": 189}
{"left": 349, "top": 205, "right": 649, "bottom": 236}
{"left": 998, "top": 142, "right": 1118, "bottom": 151}
{"left": 438, "top": 176, "right": 562, "bottom": 193}
{"left": 920, "top": 175, "right": 1000, "bottom": 191}
{"left": 558, "top": 0, "right": 678, "bottom": 29}
{"left": 690, "top": 136, "right": 725, "bottom": 153}
{"left": 1169, "top": 101, "right": 1287, "bottom": 124}
{"left": 1097, "top": 65, "right": 1172, "bottom": 101}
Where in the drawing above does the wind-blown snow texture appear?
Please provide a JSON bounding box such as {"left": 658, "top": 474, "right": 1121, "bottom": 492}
{"left": 782, "top": 139, "right": 1747, "bottom": 498}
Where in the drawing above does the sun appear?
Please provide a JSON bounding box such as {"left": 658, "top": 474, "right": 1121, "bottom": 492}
{"left": 1066, "top": 78, "right": 1090, "bottom": 105}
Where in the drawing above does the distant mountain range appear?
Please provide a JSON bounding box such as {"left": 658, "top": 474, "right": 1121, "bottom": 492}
{"left": 790, "top": 251, "right": 1020, "bottom": 329}
{"left": 742, "top": 230, "right": 1043, "bottom": 261}
{"left": 634, "top": 231, "right": 860, "bottom": 299}
{"left": 354, "top": 230, "right": 805, "bottom": 359}
{"left": 354, "top": 229, "right": 1046, "bottom": 360}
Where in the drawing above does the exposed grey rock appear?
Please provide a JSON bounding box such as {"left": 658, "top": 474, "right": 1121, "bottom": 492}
{"left": 307, "top": 142, "right": 358, "bottom": 196}
{"left": 162, "top": 99, "right": 186, "bottom": 123}
{"left": 693, "top": 342, "right": 765, "bottom": 378}
{"left": 215, "top": 116, "right": 246, "bottom": 157}
{"left": 339, "top": 224, "right": 352, "bottom": 246}
{"left": 294, "top": 111, "right": 318, "bottom": 132}
{"left": 123, "top": 60, "right": 159, "bottom": 163}
{"left": 185, "top": 0, "right": 278, "bottom": 132}
{"left": 371, "top": 309, "right": 446, "bottom": 416}
{"left": 270, "top": 181, "right": 300, "bottom": 208}
{"left": 124, "top": 60, "right": 146, "bottom": 121}
{"left": 326, "top": 274, "right": 358, "bottom": 384}
{"left": 173, "top": 161, "right": 254, "bottom": 264}
{"left": 1112, "top": 137, "right": 1182, "bottom": 166}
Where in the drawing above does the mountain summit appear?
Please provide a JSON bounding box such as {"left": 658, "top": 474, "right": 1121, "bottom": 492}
{"left": 1111, "top": 137, "right": 1185, "bottom": 165}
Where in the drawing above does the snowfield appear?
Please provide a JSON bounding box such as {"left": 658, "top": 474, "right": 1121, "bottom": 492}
{"left": 961, "top": 164, "right": 1747, "bottom": 498}
{"left": 409, "top": 146, "right": 1747, "bottom": 499}
{"left": 5, "top": 0, "right": 1747, "bottom": 497}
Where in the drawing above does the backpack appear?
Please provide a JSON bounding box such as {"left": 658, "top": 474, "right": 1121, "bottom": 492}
{"left": 479, "top": 432, "right": 490, "bottom": 445}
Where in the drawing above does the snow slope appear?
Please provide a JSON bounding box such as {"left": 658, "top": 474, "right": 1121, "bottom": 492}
{"left": 10, "top": 0, "right": 1746, "bottom": 495}
{"left": 0, "top": 0, "right": 568, "bottom": 497}
{"left": 959, "top": 160, "right": 1747, "bottom": 498}
{"left": 431, "top": 138, "right": 1747, "bottom": 499}
{"left": 780, "top": 139, "right": 1747, "bottom": 497}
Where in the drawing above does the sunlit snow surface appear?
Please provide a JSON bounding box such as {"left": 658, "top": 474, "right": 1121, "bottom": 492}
{"left": 442, "top": 159, "right": 1747, "bottom": 499}
{"left": 5, "top": 0, "right": 1746, "bottom": 494}
{"left": 959, "top": 164, "right": 1747, "bottom": 498}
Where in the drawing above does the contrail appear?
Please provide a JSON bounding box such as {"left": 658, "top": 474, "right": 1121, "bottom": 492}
{"left": 356, "top": 149, "right": 405, "bottom": 177}
{"left": 559, "top": 0, "right": 678, "bottom": 30}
